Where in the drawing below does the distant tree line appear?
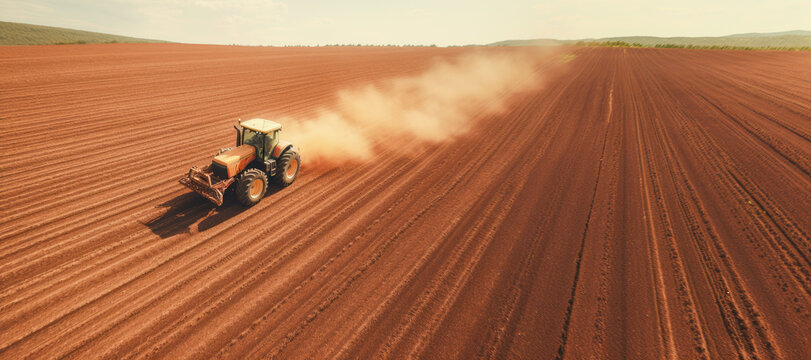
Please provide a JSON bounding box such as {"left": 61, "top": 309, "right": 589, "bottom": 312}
{"left": 575, "top": 40, "right": 644, "bottom": 48}
{"left": 574, "top": 40, "right": 810, "bottom": 51}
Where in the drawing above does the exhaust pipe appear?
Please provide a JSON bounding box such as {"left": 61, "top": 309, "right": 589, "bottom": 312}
{"left": 234, "top": 125, "right": 242, "bottom": 146}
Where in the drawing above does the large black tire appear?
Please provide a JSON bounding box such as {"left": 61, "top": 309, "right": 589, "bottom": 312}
{"left": 273, "top": 150, "right": 301, "bottom": 187}
{"left": 235, "top": 168, "right": 268, "bottom": 207}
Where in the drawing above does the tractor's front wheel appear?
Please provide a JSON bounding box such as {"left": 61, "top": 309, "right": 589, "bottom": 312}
{"left": 273, "top": 150, "right": 301, "bottom": 187}
{"left": 236, "top": 168, "right": 268, "bottom": 207}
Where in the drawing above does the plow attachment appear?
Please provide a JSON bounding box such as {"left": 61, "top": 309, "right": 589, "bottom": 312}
{"left": 179, "top": 166, "right": 235, "bottom": 206}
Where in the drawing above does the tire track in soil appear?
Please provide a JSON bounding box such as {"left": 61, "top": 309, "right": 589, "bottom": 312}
{"left": 631, "top": 66, "right": 678, "bottom": 360}
{"left": 554, "top": 59, "right": 616, "bottom": 360}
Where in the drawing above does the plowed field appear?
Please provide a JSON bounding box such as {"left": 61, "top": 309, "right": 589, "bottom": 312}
{"left": 1, "top": 44, "right": 809, "bottom": 359}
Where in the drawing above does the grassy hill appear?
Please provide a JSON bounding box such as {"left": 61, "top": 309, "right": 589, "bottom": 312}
{"left": 490, "top": 31, "right": 811, "bottom": 49}
{"left": 0, "top": 21, "right": 167, "bottom": 45}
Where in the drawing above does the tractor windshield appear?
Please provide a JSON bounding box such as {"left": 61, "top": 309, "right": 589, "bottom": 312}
{"left": 242, "top": 129, "right": 261, "bottom": 146}
{"left": 242, "top": 129, "right": 265, "bottom": 156}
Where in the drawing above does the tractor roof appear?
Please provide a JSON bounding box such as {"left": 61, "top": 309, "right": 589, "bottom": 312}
{"left": 241, "top": 118, "right": 281, "bottom": 134}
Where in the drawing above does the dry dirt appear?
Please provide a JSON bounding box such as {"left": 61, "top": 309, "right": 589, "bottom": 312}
{"left": 1, "top": 44, "right": 809, "bottom": 359}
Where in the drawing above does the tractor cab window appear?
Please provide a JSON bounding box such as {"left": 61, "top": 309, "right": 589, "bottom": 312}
{"left": 242, "top": 129, "right": 263, "bottom": 147}
{"left": 243, "top": 129, "right": 265, "bottom": 156}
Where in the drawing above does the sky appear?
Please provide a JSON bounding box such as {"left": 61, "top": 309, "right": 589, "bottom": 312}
{"left": 1, "top": 0, "right": 809, "bottom": 46}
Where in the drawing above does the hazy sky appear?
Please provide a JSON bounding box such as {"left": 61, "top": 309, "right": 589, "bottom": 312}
{"left": 1, "top": 0, "right": 809, "bottom": 45}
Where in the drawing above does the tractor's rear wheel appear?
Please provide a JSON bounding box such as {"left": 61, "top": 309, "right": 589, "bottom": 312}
{"left": 273, "top": 150, "right": 301, "bottom": 187}
{"left": 236, "top": 168, "right": 268, "bottom": 207}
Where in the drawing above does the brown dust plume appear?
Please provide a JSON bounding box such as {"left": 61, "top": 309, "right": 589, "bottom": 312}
{"left": 281, "top": 49, "right": 559, "bottom": 165}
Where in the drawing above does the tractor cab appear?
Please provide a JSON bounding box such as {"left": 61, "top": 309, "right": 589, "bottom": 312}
{"left": 238, "top": 118, "right": 282, "bottom": 161}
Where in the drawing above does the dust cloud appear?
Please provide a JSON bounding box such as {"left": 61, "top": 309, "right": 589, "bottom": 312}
{"left": 281, "top": 49, "right": 556, "bottom": 166}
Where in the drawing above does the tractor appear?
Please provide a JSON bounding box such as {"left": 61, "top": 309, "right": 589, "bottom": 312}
{"left": 179, "top": 118, "right": 301, "bottom": 207}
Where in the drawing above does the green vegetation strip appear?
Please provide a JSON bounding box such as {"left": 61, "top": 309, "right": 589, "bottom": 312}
{"left": 0, "top": 21, "right": 167, "bottom": 45}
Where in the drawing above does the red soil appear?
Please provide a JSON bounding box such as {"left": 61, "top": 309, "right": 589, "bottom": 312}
{"left": 0, "top": 44, "right": 809, "bottom": 359}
